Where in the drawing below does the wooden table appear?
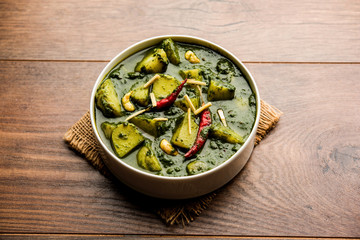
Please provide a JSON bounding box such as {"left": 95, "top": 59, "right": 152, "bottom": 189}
{"left": 1, "top": 0, "right": 359, "bottom": 238}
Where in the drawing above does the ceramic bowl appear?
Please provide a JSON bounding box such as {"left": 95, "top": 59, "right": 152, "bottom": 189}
{"left": 90, "top": 35, "right": 261, "bottom": 199}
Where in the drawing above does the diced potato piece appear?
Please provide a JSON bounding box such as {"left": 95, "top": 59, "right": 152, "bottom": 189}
{"left": 186, "top": 160, "right": 208, "bottom": 175}
{"left": 207, "top": 79, "right": 235, "bottom": 101}
{"left": 209, "top": 122, "right": 244, "bottom": 144}
{"left": 179, "top": 69, "right": 203, "bottom": 82}
{"left": 111, "top": 123, "right": 145, "bottom": 158}
{"left": 135, "top": 48, "right": 168, "bottom": 73}
{"left": 129, "top": 115, "right": 167, "bottom": 137}
{"left": 161, "top": 38, "right": 180, "bottom": 65}
{"left": 137, "top": 139, "right": 162, "bottom": 172}
{"left": 171, "top": 112, "right": 198, "bottom": 149}
{"left": 100, "top": 122, "right": 117, "bottom": 139}
{"left": 174, "top": 96, "right": 200, "bottom": 112}
{"left": 152, "top": 74, "right": 180, "bottom": 100}
{"left": 130, "top": 81, "right": 150, "bottom": 107}
{"left": 95, "top": 79, "right": 122, "bottom": 117}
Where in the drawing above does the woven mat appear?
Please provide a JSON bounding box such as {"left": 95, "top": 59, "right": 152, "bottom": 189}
{"left": 64, "top": 99, "right": 282, "bottom": 226}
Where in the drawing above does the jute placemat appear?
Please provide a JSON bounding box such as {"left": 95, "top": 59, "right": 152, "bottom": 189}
{"left": 64, "top": 99, "right": 282, "bottom": 225}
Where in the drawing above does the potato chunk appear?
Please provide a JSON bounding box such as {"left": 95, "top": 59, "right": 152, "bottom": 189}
{"left": 161, "top": 38, "right": 180, "bottom": 65}
{"left": 95, "top": 79, "right": 122, "bottom": 117}
{"left": 130, "top": 80, "right": 150, "bottom": 107}
{"left": 111, "top": 123, "right": 145, "bottom": 158}
{"left": 186, "top": 160, "right": 208, "bottom": 175}
{"left": 207, "top": 79, "right": 235, "bottom": 101}
{"left": 152, "top": 74, "right": 180, "bottom": 100}
{"left": 129, "top": 114, "right": 167, "bottom": 137}
{"left": 171, "top": 112, "right": 198, "bottom": 149}
{"left": 209, "top": 122, "right": 244, "bottom": 144}
{"left": 137, "top": 140, "right": 162, "bottom": 172}
{"left": 135, "top": 48, "right": 168, "bottom": 74}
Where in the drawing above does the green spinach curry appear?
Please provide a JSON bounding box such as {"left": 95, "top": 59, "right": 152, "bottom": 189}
{"left": 95, "top": 38, "right": 256, "bottom": 177}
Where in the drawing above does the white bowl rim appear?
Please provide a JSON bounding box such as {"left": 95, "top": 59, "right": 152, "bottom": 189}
{"left": 90, "top": 35, "right": 261, "bottom": 181}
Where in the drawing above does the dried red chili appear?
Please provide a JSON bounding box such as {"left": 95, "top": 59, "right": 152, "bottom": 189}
{"left": 184, "top": 107, "right": 212, "bottom": 158}
{"left": 155, "top": 79, "right": 187, "bottom": 110}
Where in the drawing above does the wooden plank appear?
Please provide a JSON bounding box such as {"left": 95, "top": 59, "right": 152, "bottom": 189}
{"left": 0, "top": 0, "right": 359, "bottom": 62}
{"left": 0, "top": 61, "right": 359, "bottom": 236}
{"left": 0, "top": 234, "right": 352, "bottom": 240}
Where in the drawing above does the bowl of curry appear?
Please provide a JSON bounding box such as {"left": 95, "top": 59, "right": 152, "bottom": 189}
{"left": 90, "top": 35, "right": 260, "bottom": 199}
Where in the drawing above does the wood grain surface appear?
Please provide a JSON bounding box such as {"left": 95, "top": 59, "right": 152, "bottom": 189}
{"left": 0, "top": 61, "right": 359, "bottom": 236}
{"left": 0, "top": 0, "right": 359, "bottom": 62}
{"left": 0, "top": 235, "right": 352, "bottom": 240}
{"left": 1, "top": 0, "right": 359, "bottom": 238}
{"left": 1, "top": 235, "right": 353, "bottom": 240}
